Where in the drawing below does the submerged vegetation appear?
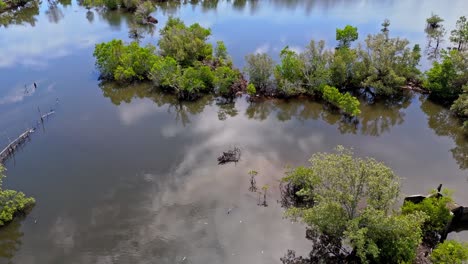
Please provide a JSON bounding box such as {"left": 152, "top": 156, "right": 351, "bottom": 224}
{"left": 280, "top": 146, "right": 468, "bottom": 264}
{"left": 0, "top": 166, "right": 35, "bottom": 227}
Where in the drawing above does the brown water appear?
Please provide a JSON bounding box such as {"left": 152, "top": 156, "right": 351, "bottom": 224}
{"left": 0, "top": 1, "right": 467, "bottom": 263}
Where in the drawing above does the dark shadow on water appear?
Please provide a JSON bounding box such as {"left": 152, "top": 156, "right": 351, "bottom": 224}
{"left": 0, "top": 218, "right": 24, "bottom": 264}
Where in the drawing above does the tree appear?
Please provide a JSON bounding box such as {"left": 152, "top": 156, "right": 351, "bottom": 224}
{"left": 158, "top": 17, "right": 212, "bottom": 66}
{"left": 274, "top": 47, "right": 304, "bottom": 96}
{"left": 322, "top": 85, "right": 361, "bottom": 116}
{"left": 213, "top": 66, "right": 240, "bottom": 98}
{"left": 336, "top": 25, "right": 358, "bottom": 49}
{"left": 244, "top": 53, "right": 274, "bottom": 94}
{"left": 450, "top": 16, "right": 468, "bottom": 52}
{"left": 246, "top": 83, "right": 256, "bottom": 96}
{"left": 149, "top": 56, "right": 180, "bottom": 90}
{"left": 176, "top": 64, "right": 214, "bottom": 100}
{"left": 281, "top": 146, "right": 423, "bottom": 263}
{"left": 0, "top": 165, "right": 35, "bottom": 226}
{"left": 330, "top": 47, "right": 358, "bottom": 88}
{"left": 431, "top": 240, "right": 468, "bottom": 264}
{"left": 299, "top": 40, "right": 332, "bottom": 94}
{"left": 345, "top": 208, "right": 425, "bottom": 264}
{"left": 425, "top": 14, "right": 446, "bottom": 60}
{"left": 451, "top": 84, "right": 468, "bottom": 121}
{"left": 248, "top": 170, "right": 258, "bottom": 192}
{"left": 424, "top": 49, "right": 468, "bottom": 102}
{"left": 356, "top": 33, "right": 417, "bottom": 96}
{"left": 134, "top": 1, "right": 155, "bottom": 24}
{"left": 402, "top": 194, "right": 453, "bottom": 245}
{"left": 93, "top": 40, "right": 157, "bottom": 83}
{"left": 214, "top": 40, "right": 229, "bottom": 61}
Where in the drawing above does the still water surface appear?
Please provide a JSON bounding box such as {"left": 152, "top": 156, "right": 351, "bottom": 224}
{"left": 0, "top": 0, "right": 467, "bottom": 263}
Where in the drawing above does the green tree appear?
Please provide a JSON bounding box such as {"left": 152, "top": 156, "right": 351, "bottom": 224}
{"left": 149, "top": 56, "right": 181, "bottom": 90}
{"left": 357, "top": 33, "right": 417, "bottom": 96}
{"left": 299, "top": 40, "right": 332, "bottom": 94}
{"left": 0, "top": 0, "right": 8, "bottom": 10}
{"left": 281, "top": 146, "right": 425, "bottom": 263}
{"left": 246, "top": 83, "right": 256, "bottom": 96}
{"left": 134, "top": 1, "right": 155, "bottom": 24}
{"left": 330, "top": 47, "right": 358, "bottom": 88}
{"left": 424, "top": 49, "right": 468, "bottom": 101}
{"left": 274, "top": 47, "right": 304, "bottom": 96}
{"left": 214, "top": 40, "right": 229, "bottom": 61}
{"left": 322, "top": 85, "right": 361, "bottom": 116}
{"left": 450, "top": 16, "right": 468, "bottom": 52}
{"left": 244, "top": 53, "right": 274, "bottom": 94}
{"left": 176, "top": 64, "right": 214, "bottom": 100}
{"left": 213, "top": 66, "right": 240, "bottom": 98}
{"left": 402, "top": 194, "right": 453, "bottom": 241}
{"left": 336, "top": 25, "right": 358, "bottom": 49}
{"left": 345, "top": 208, "right": 425, "bottom": 264}
{"left": 0, "top": 165, "right": 35, "bottom": 226}
{"left": 451, "top": 85, "right": 468, "bottom": 127}
{"left": 158, "top": 17, "right": 213, "bottom": 66}
{"left": 431, "top": 240, "right": 468, "bottom": 264}
{"left": 93, "top": 40, "right": 157, "bottom": 83}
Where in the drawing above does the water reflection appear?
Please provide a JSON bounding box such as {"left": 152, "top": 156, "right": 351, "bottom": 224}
{"left": 420, "top": 98, "right": 468, "bottom": 170}
{"left": 101, "top": 83, "right": 213, "bottom": 126}
{"left": 0, "top": 219, "right": 24, "bottom": 263}
{"left": 0, "top": 1, "right": 39, "bottom": 28}
{"left": 45, "top": 0, "right": 65, "bottom": 24}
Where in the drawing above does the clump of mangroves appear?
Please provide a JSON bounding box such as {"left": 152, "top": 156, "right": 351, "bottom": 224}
{"left": 94, "top": 16, "right": 468, "bottom": 126}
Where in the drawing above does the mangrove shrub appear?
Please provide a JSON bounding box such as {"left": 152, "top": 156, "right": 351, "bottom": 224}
{"left": 0, "top": 165, "right": 35, "bottom": 226}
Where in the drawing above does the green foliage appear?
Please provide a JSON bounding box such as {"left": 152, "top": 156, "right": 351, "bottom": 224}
{"left": 149, "top": 56, "right": 180, "bottom": 89}
{"left": 274, "top": 47, "right": 304, "bottom": 96}
{"left": 0, "top": 0, "right": 7, "bottom": 10}
{"left": 213, "top": 66, "right": 240, "bottom": 97}
{"left": 158, "top": 17, "right": 212, "bottom": 66}
{"left": 450, "top": 16, "right": 468, "bottom": 51}
{"left": 282, "top": 146, "right": 400, "bottom": 233}
{"left": 244, "top": 53, "right": 274, "bottom": 93}
{"left": 121, "top": 0, "right": 139, "bottom": 10}
{"left": 135, "top": 1, "right": 155, "bottom": 24}
{"left": 93, "top": 40, "right": 158, "bottom": 82}
{"left": 451, "top": 85, "right": 468, "bottom": 119}
{"left": 345, "top": 208, "right": 425, "bottom": 264}
{"left": 214, "top": 41, "right": 228, "bottom": 61}
{"left": 330, "top": 47, "right": 358, "bottom": 88}
{"left": 299, "top": 40, "right": 332, "bottom": 94}
{"left": 357, "top": 33, "right": 418, "bottom": 96}
{"left": 431, "top": 240, "right": 468, "bottom": 264}
{"left": 401, "top": 195, "right": 453, "bottom": 235}
{"left": 176, "top": 64, "right": 214, "bottom": 99}
{"left": 336, "top": 25, "right": 358, "bottom": 48}
{"left": 246, "top": 83, "right": 256, "bottom": 96}
{"left": 425, "top": 14, "right": 446, "bottom": 60}
{"left": 0, "top": 166, "right": 35, "bottom": 226}
{"left": 323, "top": 85, "right": 361, "bottom": 116}
{"left": 424, "top": 50, "right": 468, "bottom": 101}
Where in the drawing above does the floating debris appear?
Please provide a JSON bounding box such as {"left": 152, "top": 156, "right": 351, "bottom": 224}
{"left": 217, "top": 147, "right": 241, "bottom": 164}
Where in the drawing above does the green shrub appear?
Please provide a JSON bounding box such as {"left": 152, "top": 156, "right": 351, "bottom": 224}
{"left": 401, "top": 195, "right": 453, "bottom": 235}
{"left": 0, "top": 166, "right": 35, "bottom": 226}
{"left": 431, "top": 240, "right": 468, "bottom": 264}
{"left": 213, "top": 66, "right": 240, "bottom": 97}
{"left": 323, "top": 85, "right": 361, "bottom": 116}
{"left": 247, "top": 83, "right": 256, "bottom": 96}
{"left": 0, "top": 0, "right": 7, "bottom": 10}
{"left": 158, "top": 17, "right": 213, "bottom": 66}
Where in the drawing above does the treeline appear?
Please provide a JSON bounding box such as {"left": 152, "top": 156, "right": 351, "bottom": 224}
{"left": 422, "top": 15, "right": 468, "bottom": 133}
{"left": 94, "top": 16, "right": 468, "bottom": 122}
{"left": 280, "top": 146, "right": 468, "bottom": 264}
{"left": 0, "top": 165, "right": 35, "bottom": 227}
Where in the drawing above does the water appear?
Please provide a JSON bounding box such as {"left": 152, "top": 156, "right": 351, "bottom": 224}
{"left": 0, "top": 0, "right": 467, "bottom": 263}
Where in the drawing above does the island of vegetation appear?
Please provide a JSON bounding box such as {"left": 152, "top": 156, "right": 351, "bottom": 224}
{"left": 0, "top": 165, "right": 35, "bottom": 227}
{"left": 279, "top": 146, "right": 468, "bottom": 264}
{"left": 93, "top": 15, "right": 468, "bottom": 130}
